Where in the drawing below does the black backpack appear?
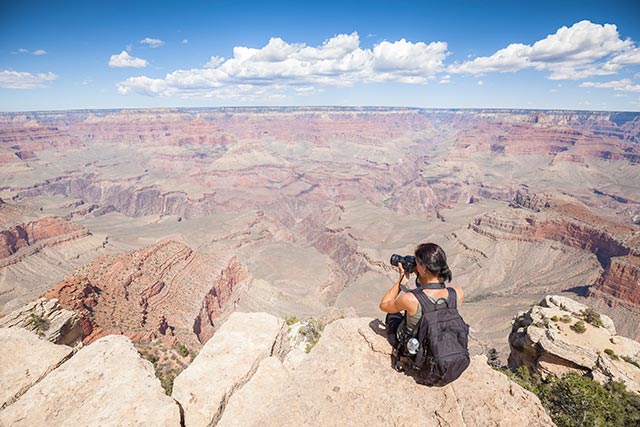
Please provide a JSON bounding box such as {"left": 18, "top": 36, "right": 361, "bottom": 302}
{"left": 393, "top": 287, "right": 470, "bottom": 386}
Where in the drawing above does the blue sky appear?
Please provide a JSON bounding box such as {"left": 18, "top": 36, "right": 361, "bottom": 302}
{"left": 1, "top": 0, "right": 639, "bottom": 111}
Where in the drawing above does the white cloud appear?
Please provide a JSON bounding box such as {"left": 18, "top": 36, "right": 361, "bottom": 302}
{"left": 439, "top": 74, "right": 451, "bottom": 84}
{"left": 0, "top": 70, "right": 57, "bottom": 89}
{"left": 181, "top": 39, "right": 189, "bottom": 45}
{"left": 580, "top": 79, "right": 640, "bottom": 92}
{"left": 117, "top": 32, "right": 450, "bottom": 99}
{"left": 477, "top": 80, "right": 484, "bottom": 86}
{"left": 449, "top": 20, "right": 635, "bottom": 80}
{"left": 17, "top": 48, "right": 29, "bottom": 54}
{"left": 139, "top": 37, "right": 165, "bottom": 48}
{"left": 33, "top": 49, "right": 47, "bottom": 55}
{"left": 205, "top": 56, "right": 225, "bottom": 68}
{"left": 108, "top": 51, "right": 149, "bottom": 68}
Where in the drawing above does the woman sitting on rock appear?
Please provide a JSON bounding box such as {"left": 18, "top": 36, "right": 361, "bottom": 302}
{"left": 379, "top": 242, "right": 469, "bottom": 386}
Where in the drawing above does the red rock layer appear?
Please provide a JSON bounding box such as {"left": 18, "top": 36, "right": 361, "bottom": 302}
{"left": 0, "top": 216, "right": 89, "bottom": 266}
{"left": 591, "top": 256, "right": 640, "bottom": 306}
{"left": 470, "top": 193, "right": 640, "bottom": 307}
{"left": 193, "top": 256, "right": 250, "bottom": 343}
{"left": 44, "top": 240, "right": 251, "bottom": 347}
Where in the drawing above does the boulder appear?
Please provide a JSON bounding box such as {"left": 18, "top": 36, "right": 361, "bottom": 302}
{"left": 0, "top": 327, "right": 73, "bottom": 410}
{"left": 210, "top": 315, "right": 554, "bottom": 426}
{"left": 0, "top": 335, "right": 181, "bottom": 427}
{"left": 171, "top": 311, "right": 286, "bottom": 427}
{"left": 509, "top": 295, "right": 640, "bottom": 393}
{"left": 0, "top": 297, "right": 83, "bottom": 345}
{"left": 256, "top": 317, "right": 554, "bottom": 426}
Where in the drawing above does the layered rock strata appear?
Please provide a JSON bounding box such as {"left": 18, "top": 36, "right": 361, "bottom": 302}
{"left": 590, "top": 255, "right": 640, "bottom": 306}
{"left": 471, "top": 191, "right": 640, "bottom": 309}
{"left": 509, "top": 295, "right": 640, "bottom": 393}
{"left": 0, "top": 333, "right": 181, "bottom": 426}
{"left": 0, "top": 216, "right": 89, "bottom": 268}
{"left": 0, "top": 297, "right": 82, "bottom": 345}
{"left": 45, "top": 240, "right": 251, "bottom": 346}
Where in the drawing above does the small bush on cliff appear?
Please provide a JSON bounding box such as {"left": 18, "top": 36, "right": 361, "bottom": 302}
{"left": 559, "top": 315, "right": 572, "bottom": 323}
{"left": 160, "top": 370, "right": 177, "bottom": 395}
{"left": 604, "top": 348, "right": 619, "bottom": 360}
{"left": 175, "top": 342, "right": 190, "bottom": 358}
{"left": 577, "top": 308, "right": 604, "bottom": 328}
{"left": 27, "top": 313, "right": 49, "bottom": 336}
{"left": 299, "top": 318, "right": 324, "bottom": 353}
{"left": 501, "top": 368, "right": 640, "bottom": 427}
{"left": 570, "top": 320, "right": 587, "bottom": 334}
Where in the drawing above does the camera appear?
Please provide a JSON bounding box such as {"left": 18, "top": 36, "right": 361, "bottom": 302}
{"left": 390, "top": 254, "right": 416, "bottom": 274}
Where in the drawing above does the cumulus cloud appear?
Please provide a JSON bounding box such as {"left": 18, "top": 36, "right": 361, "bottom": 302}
{"left": 580, "top": 79, "right": 640, "bottom": 92}
{"left": 117, "top": 32, "right": 449, "bottom": 98}
{"left": 17, "top": 48, "right": 29, "bottom": 53}
{"left": 139, "top": 37, "right": 165, "bottom": 48}
{"left": 449, "top": 20, "right": 635, "bottom": 80}
{"left": 109, "top": 51, "right": 149, "bottom": 68}
{"left": 33, "top": 49, "right": 47, "bottom": 55}
{"left": 0, "top": 70, "right": 57, "bottom": 89}
{"left": 439, "top": 75, "right": 451, "bottom": 84}
{"left": 181, "top": 39, "right": 189, "bottom": 45}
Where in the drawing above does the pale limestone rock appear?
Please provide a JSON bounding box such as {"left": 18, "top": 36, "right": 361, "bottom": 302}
{"left": 0, "top": 335, "right": 180, "bottom": 427}
{"left": 171, "top": 311, "right": 286, "bottom": 427}
{"left": 0, "top": 298, "right": 83, "bottom": 345}
{"left": 542, "top": 295, "right": 616, "bottom": 335}
{"left": 510, "top": 295, "right": 640, "bottom": 392}
{"left": 216, "top": 357, "right": 290, "bottom": 427}
{"left": 0, "top": 327, "right": 73, "bottom": 410}
{"left": 232, "top": 317, "right": 554, "bottom": 427}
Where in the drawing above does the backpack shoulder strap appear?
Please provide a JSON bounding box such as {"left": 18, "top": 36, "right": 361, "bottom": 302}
{"left": 445, "top": 287, "right": 458, "bottom": 309}
{"left": 411, "top": 288, "right": 437, "bottom": 314}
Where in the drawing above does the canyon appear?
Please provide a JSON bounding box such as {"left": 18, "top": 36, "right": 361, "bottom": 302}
{"left": 0, "top": 107, "right": 639, "bottom": 362}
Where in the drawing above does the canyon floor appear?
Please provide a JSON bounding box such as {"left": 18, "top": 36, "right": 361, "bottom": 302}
{"left": 1, "top": 107, "right": 638, "bottom": 361}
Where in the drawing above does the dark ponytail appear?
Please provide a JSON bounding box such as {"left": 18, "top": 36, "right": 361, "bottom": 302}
{"left": 415, "top": 243, "right": 452, "bottom": 282}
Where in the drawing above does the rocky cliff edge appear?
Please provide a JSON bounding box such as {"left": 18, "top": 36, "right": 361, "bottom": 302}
{"left": 1, "top": 312, "right": 555, "bottom": 427}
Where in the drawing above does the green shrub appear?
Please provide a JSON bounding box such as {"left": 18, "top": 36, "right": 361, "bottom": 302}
{"left": 159, "top": 370, "right": 177, "bottom": 395}
{"left": 560, "top": 315, "right": 572, "bottom": 323}
{"left": 299, "top": 318, "right": 324, "bottom": 353}
{"left": 499, "top": 368, "right": 640, "bottom": 427}
{"left": 175, "top": 342, "right": 190, "bottom": 358}
{"left": 140, "top": 350, "right": 159, "bottom": 365}
{"left": 604, "top": 348, "right": 619, "bottom": 360}
{"left": 27, "top": 313, "right": 49, "bottom": 336}
{"left": 570, "top": 320, "right": 587, "bottom": 334}
{"left": 578, "top": 308, "right": 604, "bottom": 328}
{"left": 285, "top": 316, "right": 299, "bottom": 326}
{"left": 551, "top": 315, "right": 559, "bottom": 322}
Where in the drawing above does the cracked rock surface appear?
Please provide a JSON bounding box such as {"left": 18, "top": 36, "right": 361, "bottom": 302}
{"left": 216, "top": 316, "right": 554, "bottom": 427}
{"left": 0, "top": 334, "right": 181, "bottom": 427}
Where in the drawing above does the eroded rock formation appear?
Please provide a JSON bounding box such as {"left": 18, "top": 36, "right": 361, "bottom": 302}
{"left": 44, "top": 240, "right": 251, "bottom": 347}
{"left": 590, "top": 255, "right": 640, "bottom": 306}
{"left": 508, "top": 295, "right": 640, "bottom": 393}
{"left": 0, "top": 297, "right": 82, "bottom": 345}
{"left": 0, "top": 216, "right": 89, "bottom": 267}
